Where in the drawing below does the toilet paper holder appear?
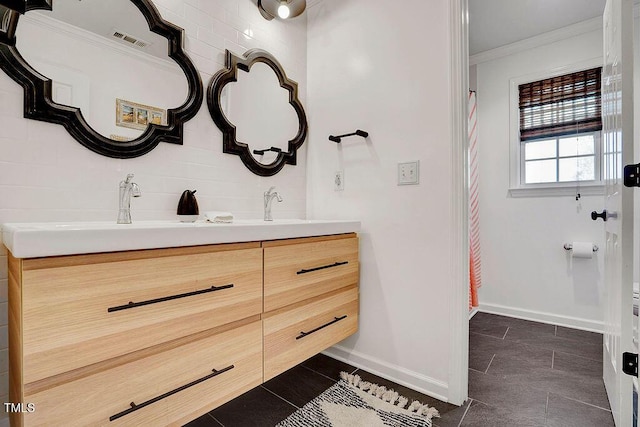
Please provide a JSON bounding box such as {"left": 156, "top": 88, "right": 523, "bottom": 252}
{"left": 563, "top": 243, "right": 598, "bottom": 252}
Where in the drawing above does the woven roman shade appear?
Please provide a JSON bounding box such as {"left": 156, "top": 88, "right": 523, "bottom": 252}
{"left": 519, "top": 67, "right": 602, "bottom": 141}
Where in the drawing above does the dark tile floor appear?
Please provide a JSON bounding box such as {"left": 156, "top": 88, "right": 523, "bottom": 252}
{"left": 184, "top": 312, "right": 614, "bottom": 426}
{"left": 183, "top": 353, "right": 460, "bottom": 427}
{"left": 468, "top": 312, "right": 614, "bottom": 427}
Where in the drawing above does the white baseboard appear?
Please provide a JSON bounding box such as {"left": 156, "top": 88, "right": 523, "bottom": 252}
{"left": 322, "top": 344, "right": 450, "bottom": 403}
{"left": 469, "top": 307, "right": 479, "bottom": 319}
{"left": 478, "top": 303, "right": 604, "bottom": 333}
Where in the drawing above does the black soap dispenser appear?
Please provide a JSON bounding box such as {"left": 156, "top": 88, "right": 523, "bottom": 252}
{"left": 177, "top": 190, "right": 199, "bottom": 222}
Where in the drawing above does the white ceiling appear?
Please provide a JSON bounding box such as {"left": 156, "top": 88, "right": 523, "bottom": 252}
{"left": 35, "top": 0, "right": 608, "bottom": 59}
{"left": 469, "top": 0, "right": 607, "bottom": 56}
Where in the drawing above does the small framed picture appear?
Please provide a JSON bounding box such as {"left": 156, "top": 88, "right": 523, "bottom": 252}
{"left": 150, "top": 110, "right": 165, "bottom": 125}
{"left": 116, "top": 99, "right": 166, "bottom": 130}
{"left": 137, "top": 109, "right": 148, "bottom": 126}
{"left": 121, "top": 105, "right": 134, "bottom": 124}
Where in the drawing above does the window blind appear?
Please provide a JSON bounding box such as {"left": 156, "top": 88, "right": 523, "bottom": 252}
{"left": 519, "top": 67, "right": 602, "bottom": 141}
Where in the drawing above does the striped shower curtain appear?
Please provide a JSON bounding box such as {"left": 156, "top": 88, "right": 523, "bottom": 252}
{"left": 469, "top": 91, "right": 481, "bottom": 310}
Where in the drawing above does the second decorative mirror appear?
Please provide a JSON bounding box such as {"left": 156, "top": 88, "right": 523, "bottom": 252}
{"left": 207, "top": 49, "right": 308, "bottom": 177}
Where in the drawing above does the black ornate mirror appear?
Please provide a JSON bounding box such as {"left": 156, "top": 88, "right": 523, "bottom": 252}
{"left": 207, "top": 49, "right": 307, "bottom": 177}
{"left": 0, "top": 0, "right": 38, "bottom": 14}
{"left": 0, "top": 6, "right": 19, "bottom": 45}
{"left": 0, "top": 0, "right": 202, "bottom": 158}
{"left": 0, "top": 0, "right": 48, "bottom": 45}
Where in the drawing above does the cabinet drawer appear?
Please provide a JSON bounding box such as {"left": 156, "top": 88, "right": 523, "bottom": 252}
{"left": 263, "top": 235, "right": 359, "bottom": 311}
{"left": 264, "top": 287, "right": 358, "bottom": 381}
{"left": 21, "top": 244, "right": 262, "bottom": 384}
{"left": 21, "top": 319, "right": 263, "bottom": 427}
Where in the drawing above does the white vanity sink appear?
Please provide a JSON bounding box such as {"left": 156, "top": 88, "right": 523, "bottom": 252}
{"left": 2, "top": 219, "right": 361, "bottom": 258}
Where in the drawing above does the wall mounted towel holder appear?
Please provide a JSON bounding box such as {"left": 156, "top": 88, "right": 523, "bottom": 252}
{"left": 563, "top": 243, "right": 598, "bottom": 252}
{"left": 329, "top": 129, "right": 368, "bottom": 143}
{"left": 253, "top": 146, "right": 289, "bottom": 156}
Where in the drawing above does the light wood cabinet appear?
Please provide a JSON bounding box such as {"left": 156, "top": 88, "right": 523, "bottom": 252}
{"left": 264, "top": 287, "right": 358, "bottom": 381}
{"left": 263, "top": 233, "right": 359, "bottom": 380}
{"left": 20, "top": 243, "right": 263, "bottom": 384}
{"left": 26, "top": 319, "right": 262, "bottom": 426}
{"left": 8, "top": 233, "right": 359, "bottom": 426}
{"left": 263, "top": 235, "right": 359, "bottom": 312}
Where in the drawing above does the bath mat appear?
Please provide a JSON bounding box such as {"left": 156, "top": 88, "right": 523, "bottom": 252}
{"left": 275, "top": 372, "right": 439, "bottom": 427}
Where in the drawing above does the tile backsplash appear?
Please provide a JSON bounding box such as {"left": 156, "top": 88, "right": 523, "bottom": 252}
{"left": 0, "top": 0, "right": 307, "bottom": 419}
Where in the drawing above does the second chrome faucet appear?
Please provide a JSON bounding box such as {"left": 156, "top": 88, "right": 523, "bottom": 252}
{"left": 117, "top": 173, "right": 141, "bottom": 224}
{"left": 264, "top": 186, "right": 282, "bottom": 221}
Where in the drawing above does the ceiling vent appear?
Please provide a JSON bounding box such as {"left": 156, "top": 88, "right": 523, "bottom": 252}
{"left": 111, "top": 30, "right": 150, "bottom": 49}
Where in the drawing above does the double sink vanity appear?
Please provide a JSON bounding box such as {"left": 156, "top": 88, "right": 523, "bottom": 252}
{"left": 3, "top": 219, "right": 360, "bottom": 426}
{"left": 0, "top": 0, "right": 350, "bottom": 423}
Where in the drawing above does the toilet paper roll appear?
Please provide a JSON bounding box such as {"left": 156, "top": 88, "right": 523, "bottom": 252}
{"left": 571, "top": 241, "right": 593, "bottom": 259}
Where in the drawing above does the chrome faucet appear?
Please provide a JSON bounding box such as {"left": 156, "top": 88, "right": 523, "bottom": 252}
{"left": 117, "top": 173, "right": 141, "bottom": 224}
{"left": 264, "top": 186, "right": 283, "bottom": 221}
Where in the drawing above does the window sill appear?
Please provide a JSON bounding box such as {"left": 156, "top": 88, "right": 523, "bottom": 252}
{"left": 508, "top": 184, "right": 605, "bottom": 198}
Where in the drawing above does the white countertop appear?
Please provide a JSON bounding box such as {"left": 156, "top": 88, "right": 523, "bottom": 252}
{"left": 2, "top": 219, "right": 361, "bottom": 258}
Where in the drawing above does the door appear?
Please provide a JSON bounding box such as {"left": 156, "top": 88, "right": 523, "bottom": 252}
{"left": 601, "top": 0, "right": 635, "bottom": 425}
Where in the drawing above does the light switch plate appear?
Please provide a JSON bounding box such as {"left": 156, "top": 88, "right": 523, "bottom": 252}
{"left": 398, "top": 161, "right": 419, "bottom": 185}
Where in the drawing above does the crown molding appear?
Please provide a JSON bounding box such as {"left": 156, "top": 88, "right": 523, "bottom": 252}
{"left": 470, "top": 16, "right": 602, "bottom": 66}
{"left": 22, "top": 11, "right": 180, "bottom": 73}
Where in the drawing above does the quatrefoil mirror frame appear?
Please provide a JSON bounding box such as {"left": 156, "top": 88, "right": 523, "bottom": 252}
{"left": 207, "top": 49, "right": 308, "bottom": 177}
{"left": 0, "top": 0, "right": 203, "bottom": 158}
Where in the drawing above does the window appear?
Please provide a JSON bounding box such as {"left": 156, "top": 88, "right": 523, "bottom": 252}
{"left": 522, "top": 133, "right": 600, "bottom": 184}
{"left": 509, "top": 65, "right": 604, "bottom": 196}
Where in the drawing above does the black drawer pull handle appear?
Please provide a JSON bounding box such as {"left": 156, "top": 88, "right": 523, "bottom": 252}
{"left": 296, "top": 315, "right": 348, "bottom": 340}
{"left": 109, "top": 365, "right": 234, "bottom": 422}
{"left": 297, "top": 261, "right": 348, "bottom": 275}
{"left": 107, "top": 284, "right": 234, "bottom": 313}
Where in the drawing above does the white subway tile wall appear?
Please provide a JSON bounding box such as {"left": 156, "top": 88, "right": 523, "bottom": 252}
{"left": 0, "top": 0, "right": 307, "bottom": 420}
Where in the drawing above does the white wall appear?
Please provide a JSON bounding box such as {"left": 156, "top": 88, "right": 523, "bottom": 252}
{"left": 475, "top": 28, "right": 607, "bottom": 331}
{"left": 307, "top": 0, "right": 457, "bottom": 401}
{"left": 469, "top": 64, "right": 478, "bottom": 92}
{"left": 0, "top": 0, "right": 307, "bottom": 423}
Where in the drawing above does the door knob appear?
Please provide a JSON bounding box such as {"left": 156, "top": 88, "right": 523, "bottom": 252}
{"left": 591, "top": 210, "right": 608, "bottom": 221}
